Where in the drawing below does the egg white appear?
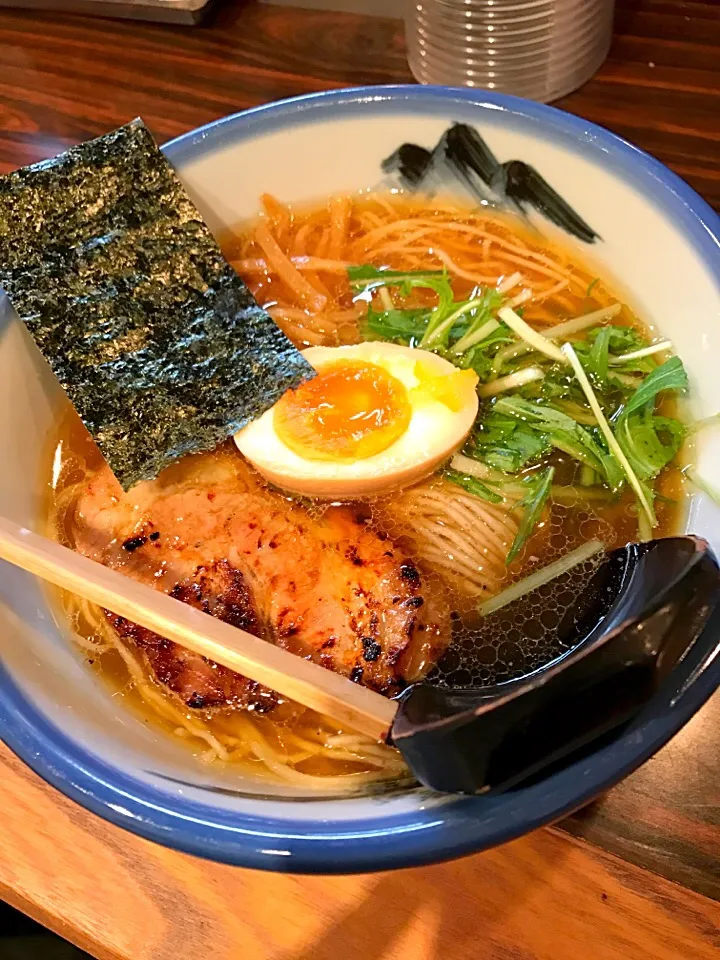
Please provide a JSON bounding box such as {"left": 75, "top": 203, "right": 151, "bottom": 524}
{"left": 234, "top": 342, "right": 479, "bottom": 498}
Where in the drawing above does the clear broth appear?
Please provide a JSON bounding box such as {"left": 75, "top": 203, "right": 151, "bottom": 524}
{"left": 45, "top": 192, "right": 687, "bottom": 787}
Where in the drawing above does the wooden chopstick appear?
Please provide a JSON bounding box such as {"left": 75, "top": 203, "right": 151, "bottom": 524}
{"left": 0, "top": 517, "right": 397, "bottom": 741}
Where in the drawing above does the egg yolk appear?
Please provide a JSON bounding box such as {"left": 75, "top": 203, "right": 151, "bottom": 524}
{"left": 410, "top": 361, "right": 479, "bottom": 412}
{"left": 274, "top": 360, "right": 412, "bottom": 461}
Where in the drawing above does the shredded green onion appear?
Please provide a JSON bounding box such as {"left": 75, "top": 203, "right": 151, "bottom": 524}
{"left": 507, "top": 466, "right": 554, "bottom": 564}
{"left": 542, "top": 304, "right": 622, "bottom": 340}
{"left": 421, "top": 296, "right": 484, "bottom": 349}
{"left": 507, "top": 288, "right": 533, "bottom": 309}
{"left": 445, "top": 469, "right": 504, "bottom": 504}
{"left": 450, "top": 454, "right": 503, "bottom": 481}
{"left": 378, "top": 287, "right": 394, "bottom": 312}
{"left": 497, "top": 271, "right": 523, "bottom": 293}
{"left": 579, "top": 465, "right": 597, "bottom": 486}
{"left": 477, "top": 366, "right": 544, "bottom": 398}
{"left": 686, "top": 469, "right": 720, "bottom": 506}
{"left": 638, "top": 506, "right": 654, "bottom": 542}
{"left": 498, "top": 307, "right": 566, "bottom": 363}
{"left": 491, "top": 341, "right": 533, "bottom": 374}
{"left": 562, "top": 342, "right": 657, "bottom": 529}
{"left": 450, "top": 318, "right": 500, "bottom": 356}
{"left": 480, "top": 539, "right": 605, "bottom": 616}
{"left": 612, "top": 340, "right": 673, "bottom": 363}
{"left": 450, "top": 454, "right": 612, "bottom": 504}
{"left": 690, "top": 413, "right": 720, "bottom": 434}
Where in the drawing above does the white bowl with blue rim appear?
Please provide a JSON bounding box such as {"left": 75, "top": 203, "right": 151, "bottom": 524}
{"left": 1, "top": 86, "right": 719, "bottom": 872}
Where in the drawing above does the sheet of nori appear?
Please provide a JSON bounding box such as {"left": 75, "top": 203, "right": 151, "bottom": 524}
{"left": 0, "top": 119, "right": 314, "bottom": 489}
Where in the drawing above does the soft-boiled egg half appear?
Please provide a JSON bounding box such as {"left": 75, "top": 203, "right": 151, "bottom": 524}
{"left": 234, "top": 342, "right": 479, "bottom": 498}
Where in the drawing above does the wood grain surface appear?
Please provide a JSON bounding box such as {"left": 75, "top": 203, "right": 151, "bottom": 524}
{"left": 0, "top": 0, "right": 717, "bottom": 207}
{"left": 0, "top": 0, "right": 719, "bottom": 955}
{"left": 1, "top": 742, "right": 719, "bottom": 960}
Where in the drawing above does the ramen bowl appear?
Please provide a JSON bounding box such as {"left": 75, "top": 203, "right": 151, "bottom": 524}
{"left": 1, "top": 86, "right": 719, "bottom": 873}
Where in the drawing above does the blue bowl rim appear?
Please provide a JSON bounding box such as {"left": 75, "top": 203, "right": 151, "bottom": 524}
{"left": 2, "top": 84, "right": 719, "bottom": 874}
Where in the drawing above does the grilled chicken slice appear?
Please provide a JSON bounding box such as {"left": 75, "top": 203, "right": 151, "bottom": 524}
{"left": 105, "top": 560, "right": 275, "bottom": 711}
{"left": 71, "top": 450, "right": 450, "bottom": 709}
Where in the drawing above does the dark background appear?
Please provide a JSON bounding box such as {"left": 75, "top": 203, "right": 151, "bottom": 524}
{"left": 0, "top": 901, "right": 89, "bottom": 959}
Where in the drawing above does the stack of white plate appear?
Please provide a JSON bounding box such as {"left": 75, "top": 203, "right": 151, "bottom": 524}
{"left": 406, "top": 0, "right": 615, "bottom": 102}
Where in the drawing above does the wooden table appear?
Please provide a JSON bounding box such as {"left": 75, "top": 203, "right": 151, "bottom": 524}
{"left": 0, "top": 1, "right": 719, "bottom": 957}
